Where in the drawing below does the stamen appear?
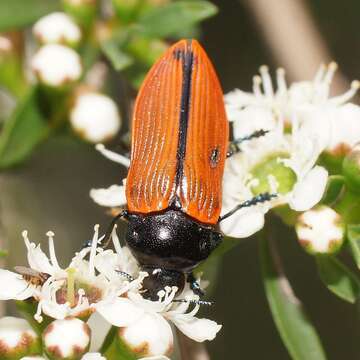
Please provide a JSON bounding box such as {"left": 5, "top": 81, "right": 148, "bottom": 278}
{"left": 89, "top": 224, "right": 99, "bottom": 277}
{"left": 253, "top": 75, "right": 262, "bottom": 97}
{"left": 46, "top": 231, "right": 60, "bottom": 270}
{"left": 111, "top": 225, "right": 122, "bottom": 255}
{"left": 34, "top": 300, "right": 44, "bottom": 323}
{"left": 314, "top": 63, "right": 326, "bottom": 84}
{"left": 276, "top": 68, "right": 287, "bottom": 94}
{"left": 324, "top": 62, "right": 338, "bottom": 84}
{"left": 259, "top": 65, "right": 274, "bottom": 97}
{"left": 95, "top": 144, "right": 130, "bottom": 167}
{"left": 22, "top": 230, "right": 33, "bottom": 249}
{"left": 329, "top": 80, "right": 360, "bottom": 105}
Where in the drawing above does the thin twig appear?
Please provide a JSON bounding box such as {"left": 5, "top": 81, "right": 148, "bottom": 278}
{"left": 176, "top": 330, "right": 210, "bottom": 360}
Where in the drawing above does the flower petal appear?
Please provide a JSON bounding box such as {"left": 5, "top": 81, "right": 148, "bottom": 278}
{"left": 95, "top": 297, "right": 144, "bottom": 327}
{"left": 87, "top": 312, "right": 111, "bottom": 352}
{"left": 170, "top": 315, "right": 222, "bottom": 342}
{"left": 90, "top": 184, "right": 126, "bottom": 207}
{"left": 289, "top": 166, "right": 328, "bottom": 211}
{"left": 0, "top": 270, "right": 34, "bottom": 300}
{"left": 220, "top": 208, "right": 266, "bottom": 238}
{"left": 120, "top": 313, "right": 173, "bottom": 356}
{"left": 81, "top": 353, "right": 106, "bottom": 360}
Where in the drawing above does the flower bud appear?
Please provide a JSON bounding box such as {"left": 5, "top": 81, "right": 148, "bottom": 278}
{"left": 62, "top": 0, "right": 97, "bottom": 29}
{"left": 33, "top": 12, "right": 82, "bottom": 47}
{"left": 296, "top": 206, "right": 345, "bottom": 254}
{"left": 117, "top": 313, "right": 173, "bottom": 357}
{"left": 70, "top": 92, "right": 121, "bottom": 143}
{"left": 0, "top": 317, "right": 41, "bottom": 359}
{"left": 342, "top": 143, "right": 360, "bottom": 194}
{"left": 31, "top": 44, "right": 82, "bottom": 88}
{"left": 43, "top": 318, "right": 91, "bottom": 360}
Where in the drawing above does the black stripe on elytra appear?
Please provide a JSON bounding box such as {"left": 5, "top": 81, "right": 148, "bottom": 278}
{"left": 172, "top": 40, "right": 194, "bottom": 207}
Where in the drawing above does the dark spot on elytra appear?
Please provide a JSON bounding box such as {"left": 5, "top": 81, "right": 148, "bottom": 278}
{"left": 173, "top": 48, "right": 184, "bottom": 60}
{"left": 210, "top": 148, "right": 220, "bottom": 168}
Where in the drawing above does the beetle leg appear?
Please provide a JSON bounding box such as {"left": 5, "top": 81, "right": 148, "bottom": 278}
{"left": 115, "top": 270, "right": 134, "bottom": 282}
{"left": 226, "top": 129, "right": 269, "bottom": 157}
{"left": 219, "top": 192, "right": 277, "bottom": 222}
{"left": 173, "top": 298, "right": 213, "bottom": 306}
{"left": 187, "top": 272, "right": 205, "bottom": 297}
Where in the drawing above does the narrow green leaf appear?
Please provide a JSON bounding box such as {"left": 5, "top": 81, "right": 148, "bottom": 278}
{"left": 101, "top": 40, "right": 134, "bottom": 71}
{"left": 0, "top": 86, "right": 49, "bottom": 169}
{"left": 348, "top": 224, "right": 360, "bottom": 268}
{"left": 259, "top": 235, "right": 327, "bottom": 360}
{"left": 0, "top": 0, "right": 60, "bottom": 32}
{"left": 103, "top": 327, "right": 137, "bottom": 360}
{"left": 321, "top": 175, "right": 345, "bottom": 205}
{"left": 137, "top": 1, "right": 218, "bottom": 38}
{"left": 316, "top": 255, "right": 360, "bottom": 303}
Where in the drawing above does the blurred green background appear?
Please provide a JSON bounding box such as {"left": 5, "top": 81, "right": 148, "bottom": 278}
{"left": 1, "top": 0, "right": 360, "bottom": 359}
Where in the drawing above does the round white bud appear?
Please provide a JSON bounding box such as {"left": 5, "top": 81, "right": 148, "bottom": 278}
{"left": 31, "top": 44, "right": 82, "bottom": 87}
{"left": 33, "top": 12, "right": 81, "bottom": 46}
{"left": 0, "top": 317, "right": 41, "bottom": 359}
{"left": 296, "top": 205, "right": 345, "bottom": 254}
{"left": 43, "top": 318, "right": 91, "bottom": 360}
{"left": 70, "top": 92, "right": 121, "bottom": 143}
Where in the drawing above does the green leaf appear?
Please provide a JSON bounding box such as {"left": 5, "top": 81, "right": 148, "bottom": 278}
{"left": 0, "top": 86, "right": 49, "bottom": 169}
{"left": 259, "top": 235, "right": 327, "bottom": 360}
{"left": 321, "top": 175, "right": 345, "bottom": 205}
{"left": 101, "top": 40, "right": 134, "bottom": 71}
{"left": 137, "top": 1, "right": 217, "bottom": 38}
{"left": 0, "top": 0, "right": 60, "bottom": 32}
{"left": 348, "top": 224, "right": 360, "bottom": 268}
{"left": 316, "top": 255, "right": 360, "bottom": 303}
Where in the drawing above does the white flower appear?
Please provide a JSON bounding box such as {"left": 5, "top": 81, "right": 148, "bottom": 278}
{"left": 225, "top": 64, "right": 360, "bottom": 156}
{"left": 90, "top": 144, "right": 129, "bottom": 207}
{"left": 70, "top": 93, "right": 121, "bottom": 143}
{"left": 43, "top": 318, "right": 91, "bottom": 359}
{"left": 0, "top": 226, "right": 132, "bottom": 323}
{"left": 31, "top": 44, "right": 82, "bottom": 87}
{"left": 0, "top": 317, "right": 41, "bottom": 358}
{"left": 296, "top": 206, "right": 345, "bottom": 254}
{"left": 33, "top": 12, "right": 81, "bottom": 46}
{"left": 221, "top": 116, "right": 328, "bottom": 238}
{"left": 94, "top": 230, "right": 221, "bottom": 357}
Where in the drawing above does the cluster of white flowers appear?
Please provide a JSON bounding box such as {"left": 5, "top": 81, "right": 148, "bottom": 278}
{"left": 89, "top": 64, "right": 360, "bottom": 251}
{"left": 0, "top": 225, "right": 221, "bottom": 359}
{"left": 30, "top": 12, "right": 121, "bottom": 143}
{"left": 221, "top": 64, "right": 360, "bottom": 239}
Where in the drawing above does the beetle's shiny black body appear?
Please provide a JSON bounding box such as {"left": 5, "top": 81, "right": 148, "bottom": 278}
{"left": 125, "top": 210, "right": 222, "bottom": 299}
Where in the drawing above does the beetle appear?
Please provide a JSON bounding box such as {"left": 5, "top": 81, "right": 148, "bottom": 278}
{"left": 105, "top": 39, "right": 274, "bottom": 300}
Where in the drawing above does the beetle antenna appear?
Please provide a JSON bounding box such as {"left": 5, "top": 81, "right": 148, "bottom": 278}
{"left": 115, "top": 270, "right": 134, "bottom": 282}
{"left": 219, "top": 192, "right": 277, "bottom": 222}
{"left": 173, "top": 299, "right": 213, "bottom": 306}
{"left": 227, "top": 129, "right": 269, "bottom": 157}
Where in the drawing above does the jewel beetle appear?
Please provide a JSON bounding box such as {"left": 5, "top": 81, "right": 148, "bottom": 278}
{"left": 107, "top": 39, "right": 272, "bottom": 299}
